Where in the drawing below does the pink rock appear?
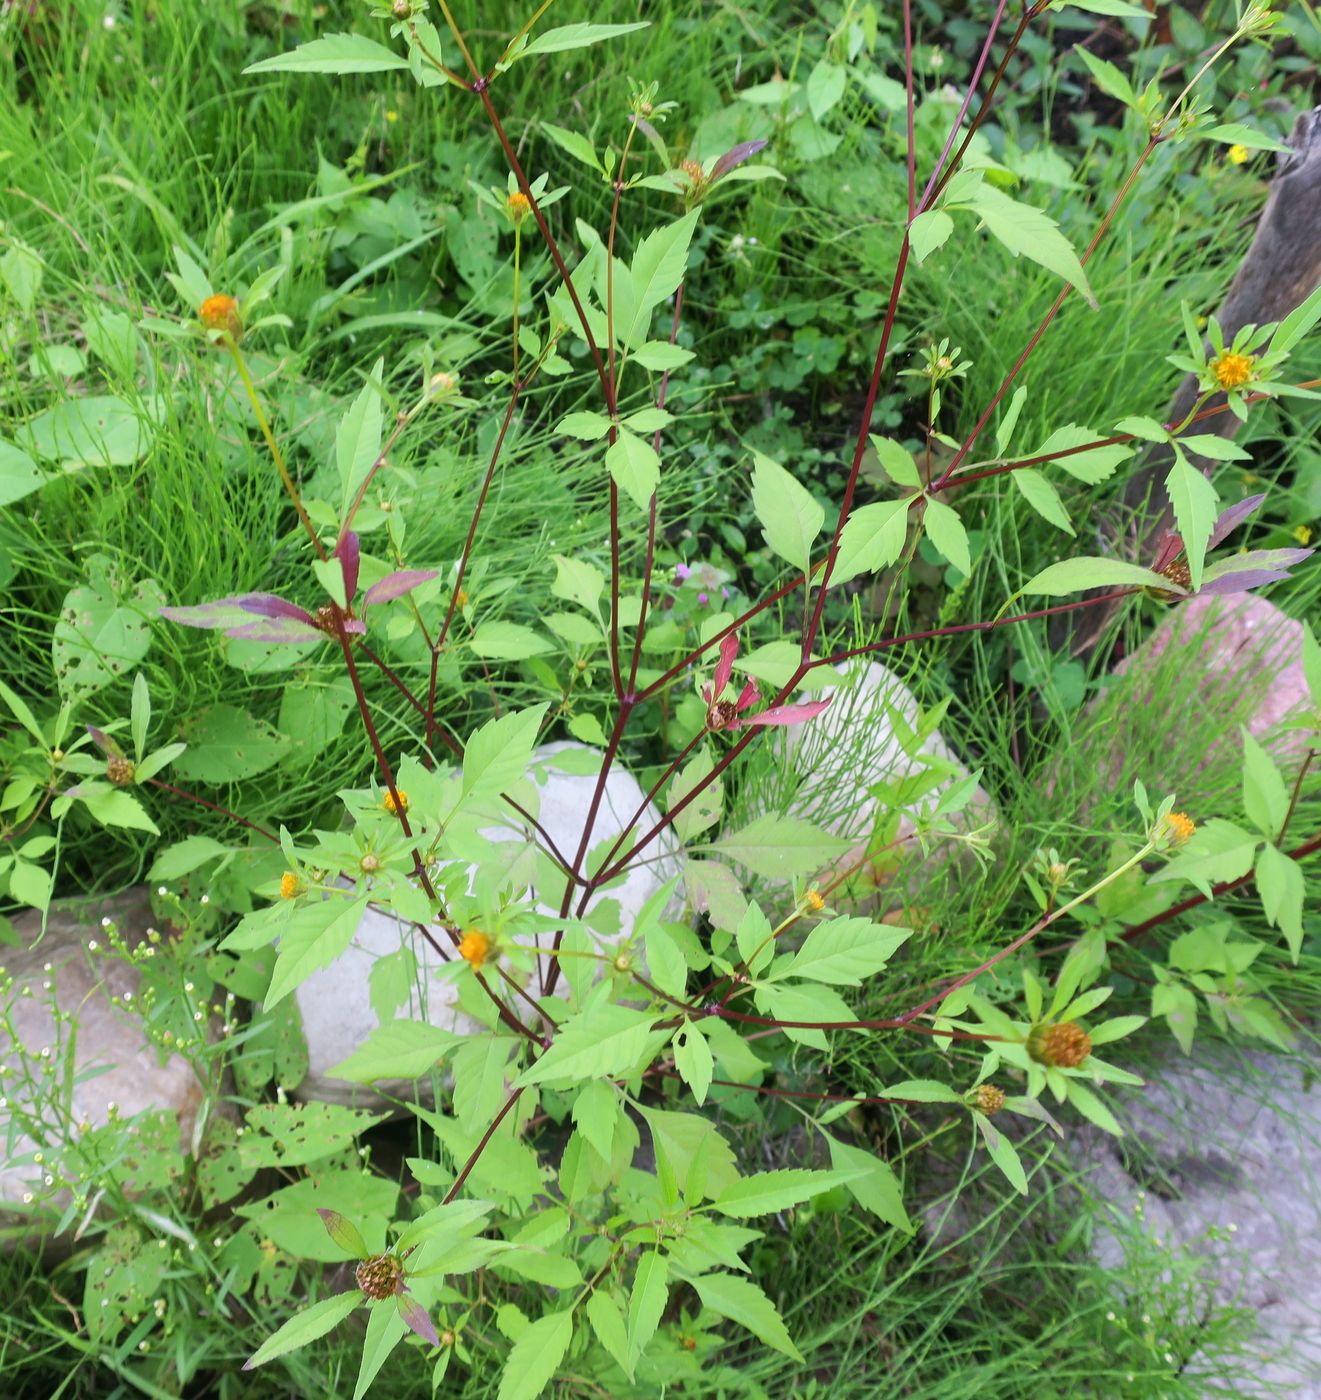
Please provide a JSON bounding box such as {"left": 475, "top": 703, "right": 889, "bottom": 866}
{"left": 1113, "top": 594, "right": 1311, "bottom": 748}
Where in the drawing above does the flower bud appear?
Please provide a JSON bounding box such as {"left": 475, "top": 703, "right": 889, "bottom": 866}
{"left": 198, "top": 294, "right": 243, "bottom": 342}
{"left": 1027, "top": 1021, "right": 1092, "bottom": 1069}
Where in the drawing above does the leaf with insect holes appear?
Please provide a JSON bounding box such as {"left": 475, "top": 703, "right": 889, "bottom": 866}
{"left": 244, "top": 35, "right": 409, "bottom": 76}
{"left": 0, "top": 439, "right": 46, "bottom": 508}
{"left": 752, "top": 451, "right": 824, "bottom": 576}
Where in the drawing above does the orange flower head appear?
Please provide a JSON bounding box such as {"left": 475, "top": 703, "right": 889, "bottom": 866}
{"left": 459, "top": 929, "right": 492, "bottom": 971}
{"left": 383, "top": 788, "right": 409, "bottom": 816}
{"left": 198, "top": 294, "right": 243, "bottom": 341}
{"left": 506, "top": 191, "right": 531, "bottom": 224}
{"left": 1162, "top": 811, "right": 1196, "bottom": 845}
{"left": 1027, "top": 1021, "right": 1092, "bottom": 1069}
{"left": 279, "top": 871, "right": 301, "bottom": 900}
{"left": 679, "top": 158, "right": 706, "bottom": 187}
{"left": 1212, "top": 351, "right": 1254, "bottom": 391}
{"left": 805, "top": 890, "right": 826, "bottom": 912}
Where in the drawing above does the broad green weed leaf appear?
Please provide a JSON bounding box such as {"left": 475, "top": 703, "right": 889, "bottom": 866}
{"left": 711, "top": 813, "right": 850, "bottom": 880}
{"left": 496, "top": 1310, "right": 573, "bottom": 1400}
{"left": 244, "top": 35, "right": 408, "bottom": 75}
{"left": 462, "top": 704, "right": 548, "bottom": 798}
{"left": 908, "top": 209, "right": 953, "bottom": 264}
{"left": 467, "top": 621, "right": 555, "bottom": 660}
{"left": 585, "top": 1292, "right": 632, "bottom": 1377}
{"left": 243, "top": 1291, "right": 361, "bottom": 1369}
{"left": 627, "top": 1251, "right": 669, "bottom": 1367}
{"left": 539, "top": 123, "right": 602, "bottom": 173}
{"left": 830, "top": 499, "right": 911, "bottom": 584}
{"left": 336, "top": 364, "right": 384, "bottom": 517}
{"left": 1240, "top": 728, "right": 1289, "bottom": 839}
{"left": 922, "top": 498, "right": 972, "bottom": 576}
{"left": 1256, "top": 842, "right": 1304, "bottom": 961}
{"left": 690, "top": 1273, "right": 802, "bottom": 1361}
{"left": 826, "top": 1134, "right": 912, "bottom": 1230}
{"left": 713, "top": 1168, "right": 859, "bottom": 1217}
{"left": 1012, "top": 469, "right": 1074, "bottom": 534}
{"left": 516, "top": 21, "right": 648, "bottom": 58}
{"left": 1031, "top": 424, "right": 1134, "bottom": 483}
{"left": 806, "top": 59, "right": 846, "bottom": 120}
{"left": 266, "top": 893, "right": 371, "bottom": 1007}
{"left": 326, "top": 1021, "right": 462, "bottom": 1083}
{"left": 354, "top": 1303, "right": 406, "bottom": 1400}
{"left": 1165, "top": 457, "right": 1218, "bottom": 590}
{"left": 963, "top": 184, "right": 1096, "bottom": 307}
{"left": 0, "top": 440, "right": 47, "bottom": 507}
{"left": 1016, "top": 557, "right": 1171, "bottom": 598}
{"left": 751, "top": 451, "right": 824, "bottom": 576}
{"left": 779, "top": 916, "right": 910, "bottom": 985}
{"left": 514, "top": 1005, "right": 659, "bottom": 1088}
{"left": 606, "top": 429, "right": 660, "bottom": 511}
{"left": 672, "top": 1020, "right": 714, "bottom": 1106}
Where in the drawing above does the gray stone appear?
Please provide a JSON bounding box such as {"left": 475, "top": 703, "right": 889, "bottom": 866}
{"left": 0, "top": 890, "right": 209, "bottom": 1241}
{"left": 1075, "top": 1050, "right": 1321, "bottom": 1394}
{"left": 773, "top": 659, "right": 995, "bottom": 903}
{"left": 294, "top": 742, "right": 682, "bottom": 1105}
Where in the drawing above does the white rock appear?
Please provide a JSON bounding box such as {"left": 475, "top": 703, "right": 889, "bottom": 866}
{"left": 294, "top": 743, "right": 682, "bottom": 1105}
{"left": 771, "top": 660, "right": 994, "bottom": 901}
{"left": 0, "top": 892, "right": 207, "bottom": 1240}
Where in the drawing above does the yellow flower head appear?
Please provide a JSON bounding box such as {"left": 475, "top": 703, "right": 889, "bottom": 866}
{"left": 385, "top": 109, "right": 399, "bottom": 124}
{"left": 1212, "top": 351, "right": 1254, "bottom": 391}
{"left": 198, "top": 294, "right": 243, "bottom": 341}
{"left": 279, "top": 871, "right": 301, "bottom": 900}
{"left": 1227, "top": 143, "right": 1249, "bottom": 165}
{"left": 1161, "top": 811, "right": 1196, "bottom": 845}
{"left": 804, "top": 889, "right": 826, "bottom": 912}
{"left": 506, "top": 191, "right": 531, "bottom": 224}
{"left": 458, "top": 929, "right": 492, "bottom": 971}
{"left": 383, "top": 788, "right": 409, "bottom": 816}
{"left": 1294, "top": 524, "right": 1313, "bottom": 546}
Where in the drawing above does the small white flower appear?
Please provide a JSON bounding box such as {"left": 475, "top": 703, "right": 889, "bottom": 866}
{"left": 101, "top": 917, "right": 112, "bottom": 928}
{"left": 103, "top": 12, "right": 116, "bottom": 29}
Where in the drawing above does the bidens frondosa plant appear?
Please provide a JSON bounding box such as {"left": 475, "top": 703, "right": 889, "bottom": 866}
{"left": 3, "top": 1, "right": 1311, "bottom": 1395}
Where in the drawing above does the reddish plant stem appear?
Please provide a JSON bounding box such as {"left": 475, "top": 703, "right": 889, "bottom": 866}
{"left": 626, "top": 281, "right": 686, "bottom": 696}
{"left": 146, "top": 779, "right": 277, "bottom": 844}
{"left": 1119, "top": 830, "right": 1321, "bottom": 945}
{"left": 499, "top": 793, "right": 591, "bottom": 887}
{"left": 903, "top": 0, "right": 916, "bottom": 218}
{"left": 714, "top": 1006, "right": 1000, "bottom": 1042}
{"left": 653, "top": 1066, "right": 938, "bottom": 1109}
{"left": 1278, "top": 748, "right": 1316, "bottom": 845}
{"left": 930, "top": 138, "right": 1160, "bottom": 492}
{"left": 929, "top": 383, "right": 1321, "bottom": 494}
{"left": 442, "top": 1085, "right": 525, "bottom": 1204}
{"left": 334, "top": 621, "right": 536, "bottom": 1042}
{"left": 427, "top": 384, "right": 522, "bottom": 756}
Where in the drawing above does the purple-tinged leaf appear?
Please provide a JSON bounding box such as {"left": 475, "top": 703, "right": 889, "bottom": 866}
{"left": 740, "top": 698, "right": 833, "bottom": 728}
{"left": 86, "top": 725, "right": 116, "bottom": 755}
{"left": 711, "top": 138, "right": 769, "bottom": 182}
{"left": 734, "top": 678, "right": 760, "bottom": 713}
{"left": 317, "top": 1208, "right": 370, "bottom": 1260}
{"left": 1198, "top": 570, "right": 1293, "bottom": 595}
{"left": 226, "top": 617, "right": 326, "bottom": 644}
{"left": 1207, "top": 493, "right": 1266, "bottom": 549}
{"left": 335, "top": 530, "right": 361, "bottom": 601}
{"left": 711, "top": 631, "right": 739, "bottom": 697}
{"left": 160, "top": 597, "right": 273, "bottom": 631}
{"left": 396, "top": 1292, "right": 440, "bottom": 1348}
{"left": 237, "top": 594, "right": 316, "bottom": 624}
{"left": 1150, "top": 533, "right": 1183, "bottom": 573}
{"left": 363, "top": 570, "right": 439, "bottom": 607}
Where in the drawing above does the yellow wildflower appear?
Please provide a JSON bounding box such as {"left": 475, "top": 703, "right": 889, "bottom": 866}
{"left": 1211, "top": 351, "right": 1254, "bottom": 391}
{"left": 1162, "top": 811, "right": 1196, "bottom": 846}
{"left": 1227, "top": 143, "right": 1249, "bottom": 165}
{"left": 506, "top": 191, "right": 531, "bottom": 224}
{"left": 383, "top": 788, "right": 409, "bottom": 816}
{"left": 198, "top": 294, "right": 243, "bottom": 341}
{"left": 804, "top": 889, "right": 826, "bottom": 912}
{"left": 279, "top": 871, "right": 301, "bottom": 900}
{"left": 385, "top": 109, "right": 399, "bottom": 124}
{"left": 1294, "top": 524, "right": 1313, "bottom": 546}
{"left": 458, "top": 929, "right": 492, "bottom": 971}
